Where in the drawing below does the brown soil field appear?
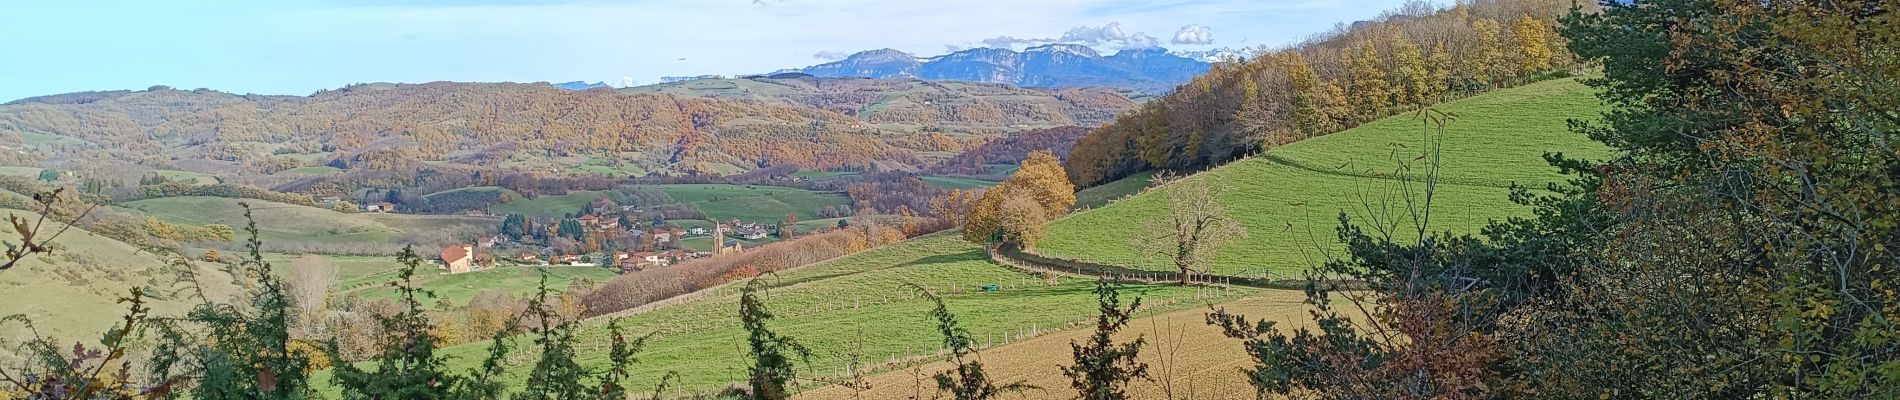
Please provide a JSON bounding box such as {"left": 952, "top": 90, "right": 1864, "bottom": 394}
{"left": 797, "top": 289, "right": 1321, "bottom": 400}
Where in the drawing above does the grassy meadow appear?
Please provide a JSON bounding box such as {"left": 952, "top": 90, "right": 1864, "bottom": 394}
{"left": 122, "top": 196, "right": 494, "bottom": 252}
{"left": 919, "top": 175, "right": 999, "bottom": 190}
{"left": 482, "top": 184, "right": 849, "bottom": 223}
{"left": 642, "top": 184, "right": 851, "bottom": 222}
{"left": 485, "top": 190, "right": 611, "bottom": 217}
{"left": 155, "top": 169, "right": 220, "bottom": 185}
{"left": 1039, "top": 78, "right": 1613, "bottom": 277}
{"left": 1073, "top": 170, "right": 1156, "bottom": 210}
{"left": 406, "top": 234, "right": 1250, "bottom": 395}
{"left": 790, "top": 170, "right": 858, "bottom": 179}
{"left": 337, "top": 265, "right": 619, "bottom": 306}
{"left": 0, "top": 209, "right": 242, "bottom": 345}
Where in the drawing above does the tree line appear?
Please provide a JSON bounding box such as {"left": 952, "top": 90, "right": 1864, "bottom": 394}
{"left": 1, "top": 187, "right": 1162, "bottom": 400}
{"left": 1064, "top": 0, "right": 1589, "bottom": 188}
{"left": 1206, "top": 0, "right": 1899, "bottom": 397}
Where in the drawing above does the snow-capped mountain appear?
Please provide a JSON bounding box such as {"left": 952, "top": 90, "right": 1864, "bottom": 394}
{"left": 795, "top": 46, "right": 1212, "bottom": 94}
{"left": 551, "top": 81, "right": 611, "bottom": 90}
{"left": 1169, "top": 48, "right": 1249, "bottom": 63}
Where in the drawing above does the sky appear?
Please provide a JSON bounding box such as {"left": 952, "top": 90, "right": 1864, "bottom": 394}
{"left": 0, "top": 0, "right": 1414, "bottom": 101}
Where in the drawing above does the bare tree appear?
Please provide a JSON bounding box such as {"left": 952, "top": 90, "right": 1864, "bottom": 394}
{"left": 288, "top": 254, "right": 335, "bottom": 338}
{"left": 1133, "top": 173, "right": 1249, "bottom": 283}
{"left": 0, "top": 189, "right": 93, "bottom": 271}
{"left": 1146, "top": 318, "right": 1189, "bottom": 400}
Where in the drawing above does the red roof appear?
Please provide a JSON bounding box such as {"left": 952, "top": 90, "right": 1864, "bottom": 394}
{"left": 441, "top": 244, "right": 470, "bottom": 264}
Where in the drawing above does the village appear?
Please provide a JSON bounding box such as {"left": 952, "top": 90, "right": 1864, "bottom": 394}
{"left": 432, "top": 197, "right": 793, "bottom": 275}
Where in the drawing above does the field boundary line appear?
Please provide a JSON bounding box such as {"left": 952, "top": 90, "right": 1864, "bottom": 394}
{"left": 988, "top": 245, "right": 1366, "bottom": 291}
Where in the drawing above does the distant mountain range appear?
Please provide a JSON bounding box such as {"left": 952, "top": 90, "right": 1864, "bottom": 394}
{"left": 552, "top": 81, "right": 611, "bottom": 90}
{"left": 0, "top": 76, "right": 1135, "bottom": 178}
{"left": 791, "top": 45, "right": 1220, "bottom": 94}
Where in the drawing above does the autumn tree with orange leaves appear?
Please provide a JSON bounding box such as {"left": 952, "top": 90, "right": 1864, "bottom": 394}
{"left": 962, "top": 151, "right": 1075, "bottom": 249}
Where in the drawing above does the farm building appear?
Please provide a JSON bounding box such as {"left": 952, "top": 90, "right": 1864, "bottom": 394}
{"left": 441, "top": 244, "right": 475, "bottom": 273}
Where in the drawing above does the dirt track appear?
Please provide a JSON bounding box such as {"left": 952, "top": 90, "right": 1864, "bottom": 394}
{"left": 796, "top": 290, "right": 1318, "bottom": 400}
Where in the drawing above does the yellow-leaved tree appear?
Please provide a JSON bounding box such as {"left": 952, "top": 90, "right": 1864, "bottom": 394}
{"left": 1285, "top": 51, "right": 1334, "bottom": 138}
{"left": 963, "top": 150, "right": 1076, "bottom": 249}
{"left": 1426, "top": 41, "right": 1452, "bottom": 103}
{"left": 1388, "top": 27, "right": 1430, "bottom": 107}
{"left": 1513, "top": 16, "right": 1554, "bottom": 76}
{"left": 1343, "top": 39, "right": 1391, "bottom": 124}
{"left": 1472, "top": 18, "right": 1508, "bottom": 86}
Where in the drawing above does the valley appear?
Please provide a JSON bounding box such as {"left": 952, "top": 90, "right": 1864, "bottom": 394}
{"left": 1040, "top": 77, "right": 1612, "bottom": 277}
{"left": 3, "top": 0, "right": 1886, "bottom": 398}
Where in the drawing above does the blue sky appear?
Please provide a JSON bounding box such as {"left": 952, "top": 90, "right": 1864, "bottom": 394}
{"left": 0, "top": 0, "right": 1413, "bottom": 101}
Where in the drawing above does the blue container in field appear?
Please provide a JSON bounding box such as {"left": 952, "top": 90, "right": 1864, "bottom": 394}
{"left": 980, "top": 284, "right": 999, "bottom": 292}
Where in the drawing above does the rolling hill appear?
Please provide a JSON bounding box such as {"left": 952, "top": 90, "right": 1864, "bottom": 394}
{"left": 0, "top": 209, "right": 243, "bottom": 349}
{"left": 477, "top": 184, "right": 851, "bottom": 222}
{"left": 1038, "top": 77, "right": 1614, "bottom": 277}
{"left": 792, "top": 46, "right": 1211, "bottom": 94}
{"left": 622, "top": 75, "right": 1135, "bottom": 134}
{"left": 409, "top": 234, "right": 1251, "bottom": 396}
{"left": 0, "top": 76, "right": 1135, "bottom": 182}
{"left": 359, "top": 73, "right": 1617, "bottom": 399}
{"left": 796, "top": 293, "right": 1319, "bottom": 399}
{"left": 120, "top": 196, "right": 496, "bottom": 253}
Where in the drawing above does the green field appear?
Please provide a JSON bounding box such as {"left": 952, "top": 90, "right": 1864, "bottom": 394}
{"left": 679, "top": 235, "right": 775, "bottom": 252}
{"left": 122, "top": 197, "right": 396, "bottom": 240}
{"left": 425, "top": 186, "right": 522, "bottom": 199}
{"left": 1039, "top": 78, "right": 1614, "bottom": 277}
{"left": 486, "top": 190, "right": 613, "bottom": 218}
{"left": 16, "top": 132, "right": 91, "bottom": 148}
{"left": 486, "top": 185, "right": 847, "bottom": 223}
{"left": 277, "top": 152, "right": 332, "bottom": 163}
{"left": 262, "top": 253, "right": 408, "bottom": 291}
{"left": 662, "top": 219, "right": 717, "bottom": 230}
{"left": 0, "top": 166, "right": 44, "bottom": 178}
{"left": 259, "top": 252, "right": 616, "bottom": 310}
{"left": 412, "top": 234, "right": 1248, "bottom": 395}
{"left": 568, "top": 157, "right": 649, "bottom": 177}
{"left": 796, "top": 216, "right": 893, "bottom": 231}
{"left": 920, "top": 176, "right": 999, "bottom": 190}
{"left": 791, "top": 170, "right": 857, "bottom": 179}
{"left": 123, "top": 197, "right": 494, "bottom": 245}
{"left": 277, "top": 166, "right": 342, "bottom": 176}
{"left": 1073, "top": 171, "right": 1156, "bottom": 209}
{"left": 641, "top": 184, "right": 850, "bottom": 222}
{"left": 338, "top": 265, "right": 619, "bottom": 306}
{"left": 0, "top": 209, "right": 242, "bottom": 345}
{"left": 155, "top": 169, "right": 220, "bottom": 185}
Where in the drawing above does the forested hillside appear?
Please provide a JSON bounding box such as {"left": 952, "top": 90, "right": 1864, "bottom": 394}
{"left": 1040, "top": 77, "right": 1609, "bottom": 276}
{"left": 1065, "top": 0, "right": 1586, "bottom": 187}
{"left": 0, "top": 76, "right": 1133, "bottom": 182}
{"left": 623, "top": 76, "right": 1135, "bottom": 132}
{"left": 3, "top": 0, "right": 1893, "bottom": 398}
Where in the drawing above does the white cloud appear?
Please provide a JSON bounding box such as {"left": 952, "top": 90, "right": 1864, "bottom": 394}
{"left": 976, "top": 22, "right": 1167, "bottom": 50}
{"left": 981, "top": 35, "right": 1037, "bottom": 48}
{"left": 1057, "top": 22, "right": 1128, "bottom": 44}
{"left": 812, "top": 50, "right": 850, "bottom": 60}
{"left": 0, "top": 0, "right": 1419, "bottom": 99}
{"left": 1124, "top": 32, "right": 1160, "bottom": 48}
{"left": 1171, "top": 24, "right": 1214, "bottom": 45}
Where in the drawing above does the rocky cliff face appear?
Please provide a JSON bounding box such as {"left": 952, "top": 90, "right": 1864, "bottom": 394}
{"left": 799, "top": 45, "right": 1211, "bottom": 94}
{"left": 802, "top": 48, "right": 924, "bottom": 78}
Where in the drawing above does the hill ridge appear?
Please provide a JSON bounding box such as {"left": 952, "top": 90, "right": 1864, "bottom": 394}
{"left": 1038, "top": 77, "right": 1614, "bottom": 276}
